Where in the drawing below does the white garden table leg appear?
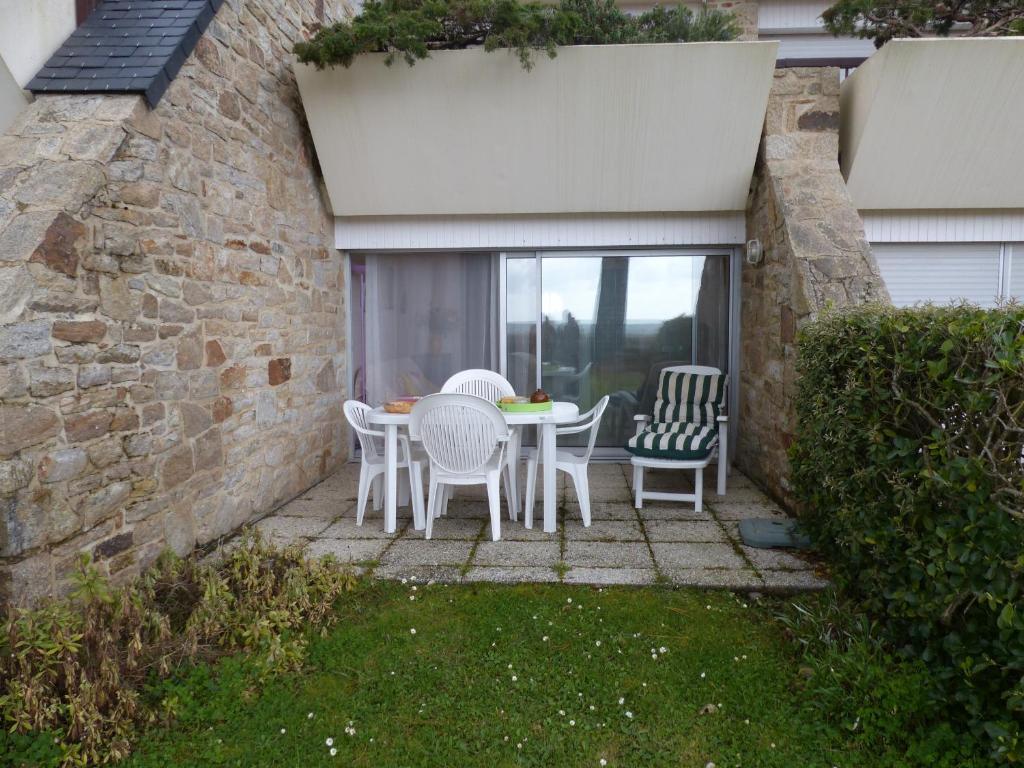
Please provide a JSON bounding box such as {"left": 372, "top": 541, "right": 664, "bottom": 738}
{"left": 384, "top": 423, "right": 398, "bottom": 534}
{"left": 541, "top": 421, "right": 557, "bottom": 534}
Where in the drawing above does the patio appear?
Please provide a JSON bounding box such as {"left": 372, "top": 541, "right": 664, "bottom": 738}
{"left": 255, "top": 463, "right": 828, "bottom": 591}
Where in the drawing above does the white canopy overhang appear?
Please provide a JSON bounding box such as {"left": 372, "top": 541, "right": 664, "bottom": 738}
{"left": 295, "top": 42, "right": 778, "bottom": 223}
{"left": 840, "top": 37, "right": 1024, "bottom": 211}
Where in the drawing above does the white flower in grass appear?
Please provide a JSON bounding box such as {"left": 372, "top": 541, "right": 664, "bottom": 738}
{"left": 700, "top": 672, "right": 706, "bottom": 679}
{"left": 600, "top": 759, "right": 607, "bottom": 766}
{"left": 326, "top": 738, "right": 334, "bottom": 746}
{"left": 651, "top": 654, "right": 658, "bottom": 660}
{"left": 618, "top": 697, "right": 625, "bottom": 705}
{"left": 559, "top": 709, "right": 565, "bottom": 716}
{"left": 517, "top": 743, "right": 523, "bottom": 749}
{"left": 589, "top": 705, "right": 595, "bottom": 711}
{"left": 410, "top": 628, "right": 416, "bottom": 635}
{"left": 595, "top": 640, "right": 601, "bottom": 647}
{"left": 512, "top": 675, "right": 518, "bottom": 682}
{"left": 569, "top": 720, "right": 576, "bottom": 726}
{"left": 625, "top": 711, "right": 633, "bottom": 719}
{"left": 307, "top": 712, "right": 315, "bottom": 719}
{"left": 658, "top": 646, "right": 667, "bottom": 654}
{"left": 401, "top": 578, "right": 407, "bottom": 584}
{"left": 567, "top": 598, "right": 572, "bottom": 603}
{"left": 280, "top": 728, "right": 286, "bottom": 734}
{"left": 542, "top": 636, "right": 549, "bottom": 642}
{"left": 410, "top": 595, "right": 415, "bottom": 601}
{"left": 330, "top": 747, "right": 338, "bottom": 756}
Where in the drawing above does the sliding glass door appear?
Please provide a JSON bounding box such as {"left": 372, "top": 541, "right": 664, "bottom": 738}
{"left": 349, "top": 248, "right": 734, "bottom": 453}
{"left": 504, "top": 250, "right": 732, "bottom": 448}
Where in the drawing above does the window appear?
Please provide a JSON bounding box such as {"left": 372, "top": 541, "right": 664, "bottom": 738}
{"left": 872, "top": 243, "right": 1022, "bottom": 307}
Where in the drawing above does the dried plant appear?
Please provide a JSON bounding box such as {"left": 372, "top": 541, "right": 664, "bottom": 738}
{"left": 0, "top": 531, "right": 356, "bottom": 766}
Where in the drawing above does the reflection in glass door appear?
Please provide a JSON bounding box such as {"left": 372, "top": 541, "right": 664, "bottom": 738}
{"left": 504, "top": 251, "right": 732, "bottom": 449}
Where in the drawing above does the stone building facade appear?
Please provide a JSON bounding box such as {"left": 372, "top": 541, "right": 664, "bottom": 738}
{"left": 738, "top": 67, "right": 889, "bottom": 506}
{"left": 0, "top": 0, "right": 351, "bottom": 603}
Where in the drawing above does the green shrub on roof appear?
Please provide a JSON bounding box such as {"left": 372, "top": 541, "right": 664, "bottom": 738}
{"left": 294, "top": 0, "right": 740, "bottom": 70}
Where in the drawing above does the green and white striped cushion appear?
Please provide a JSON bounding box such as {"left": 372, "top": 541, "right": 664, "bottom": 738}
{"left": 652, "top": 370, "right": 726, "bottom": 425}
{"left": 626, "top": 422, "right": 718, "bottom": 461}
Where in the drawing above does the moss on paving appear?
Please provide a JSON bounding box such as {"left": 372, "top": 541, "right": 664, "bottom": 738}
{"left": 127, "top": 582, "right": 881, "bottom": 767}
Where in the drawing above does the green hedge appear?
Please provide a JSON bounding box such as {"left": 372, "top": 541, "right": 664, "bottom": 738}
{"left": 791, "top": 304, "right": 1024, "bottom": 763}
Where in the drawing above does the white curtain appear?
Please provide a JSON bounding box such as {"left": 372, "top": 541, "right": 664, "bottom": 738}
{"left": 364, "top": 253, "right": 498, "bottom": 404}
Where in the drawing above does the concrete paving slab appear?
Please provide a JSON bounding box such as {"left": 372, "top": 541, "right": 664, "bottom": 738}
{"left": 380, "top": 539, "right": 475, "bottom": 567}
{"left": 563, "top": 519, "right": 645, "bottom": 542}
{"left": 711, "top": 502, "right": 788, "bottom": 521}
{"left": 643, "top": 520, "right": 727, "bottom": 543}
{"left": 414, "top": 518, "right": 485, "bottom": 541}
{"left": 473, "top": 540, "right": 561, "bottom": 567}
{"left": 463, "top": 566, "right": 561, "bottom": 583}
{"left": 320, "top": 517, "right": 402, "bottom": 540}
{"left": 255, "top": 516, "right": 332, "bottom": 543}
{"left": 659, "top": 568, "right": 764, "bottom": 590}
{"left": 305, "top": 538, "right": 388, "bottom": 563}
{"left": 638, "top": 506, "right": 713, "bottom": 522}
{"left": 563, "top": 567, "right": 658, "bottom": 585}
{"left": 650, "top": 542, "right": 747, "bottom": 570}
{"left": 564, "top": 541, "right": 653, "bottom": 569}
{"left": 568, "top": 501, "right": 637, "bottom": 520}
{"left": 741, "top": 546, "right": 815, "bottom": 571}
{"left": 374, "top": 563, "right": 463, "bottom": 583}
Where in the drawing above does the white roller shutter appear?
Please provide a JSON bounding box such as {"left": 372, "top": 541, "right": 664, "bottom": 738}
{"left": 871, "top": 243, "right": 1003, "bottom": 307}
{"left": 1009, "top": 244, "right": 1024, "bottom": 301}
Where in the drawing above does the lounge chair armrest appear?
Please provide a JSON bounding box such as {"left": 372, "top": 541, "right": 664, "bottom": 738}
{"left": 716, "top": 414, "right": 728, "bottom": 423}
{"left": 633, "top": 414, "right": 651, "bottom": 423}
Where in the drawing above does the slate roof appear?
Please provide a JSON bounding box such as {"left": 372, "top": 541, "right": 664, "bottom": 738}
{"left": 26, "top": 0, "right": 225, "bottom": 107}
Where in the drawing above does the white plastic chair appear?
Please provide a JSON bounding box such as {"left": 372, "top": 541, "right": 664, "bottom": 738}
{"left": 440, "top": 369, "right": 521, "bottom": 520}
{"left": 523, "top": 395, "right": 610, "bottom": 529}
{"left": 408, "top": 393, "right": 510, "bottom": 541}
{"left": 343, "top": 400, "right": 427, "bottom": 530}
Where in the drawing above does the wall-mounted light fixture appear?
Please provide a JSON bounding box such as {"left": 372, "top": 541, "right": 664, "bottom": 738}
{"left": 745, "top": 238, "right": 764, "bottom": 266}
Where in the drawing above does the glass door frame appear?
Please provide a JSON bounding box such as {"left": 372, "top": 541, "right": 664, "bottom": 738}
{"left": 498, "top": 247, "right": 741, "bottom": 460}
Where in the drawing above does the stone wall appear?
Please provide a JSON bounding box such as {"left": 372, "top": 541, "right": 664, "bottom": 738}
{"left": 706, "top": 1, "right": 759, "bottom": 40}
{"left": 0, "top": 0, "right": 351, "bottom": 604}
{"left": 739, "top": 67, "right": 889, "bottom": 506}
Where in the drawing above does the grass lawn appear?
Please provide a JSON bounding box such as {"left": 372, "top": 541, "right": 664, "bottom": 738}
{"left": 126, "top": 581, "right": 883, "bottom": 768}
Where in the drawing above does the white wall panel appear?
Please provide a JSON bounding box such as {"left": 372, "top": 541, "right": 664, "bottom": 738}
{"left": 872, "top": 243, "right": 1002, "bottom": 307}
{"left": 336, "top": 213, "right": 746, "bottom": 251}
{"left": 296, "top": 43, "right": 777, "bottom": 217}
{"left": 0, "top": 54, "right": 27, "bottom": 135}
{"left": 841, "top": 38, "right": 1024, "bottom": 210}
{"left": 0, "top": 0, "right": 75, "bottom": 87}
{"left": 863, "top": 212, "right": 1024, "bottom": 243}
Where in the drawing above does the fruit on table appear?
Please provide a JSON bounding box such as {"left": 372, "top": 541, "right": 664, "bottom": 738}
{"left": 530, "top": 389, "right": 550, "bottom": 403}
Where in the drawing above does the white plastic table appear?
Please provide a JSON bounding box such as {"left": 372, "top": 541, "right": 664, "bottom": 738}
{"left": 366, "top": 402, "right": 580, "bottom": 535}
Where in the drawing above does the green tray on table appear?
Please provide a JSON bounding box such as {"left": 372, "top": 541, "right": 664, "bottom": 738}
{"left": 496, "top": 400, "right": 553, "bottom": 413}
